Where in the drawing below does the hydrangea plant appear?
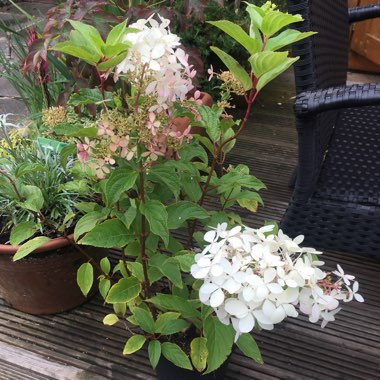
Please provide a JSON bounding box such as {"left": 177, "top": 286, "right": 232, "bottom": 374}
{"left": 192, "top": 223, "right": 363, "bottom": 341}
{"left": 11, "top": 1, "right": 363, "bottom": 376}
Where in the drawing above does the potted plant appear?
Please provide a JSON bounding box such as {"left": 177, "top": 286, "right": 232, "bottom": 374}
{"left": 0, "top": 115, "right": 105, "bottom": 314}
{"left": 48, "top": 2, "right": 363, "bottom": 378}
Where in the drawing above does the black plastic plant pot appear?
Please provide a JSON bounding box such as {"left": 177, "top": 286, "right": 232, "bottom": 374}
{"left": 155, "top": 356, "right": 229, "bottom": 380}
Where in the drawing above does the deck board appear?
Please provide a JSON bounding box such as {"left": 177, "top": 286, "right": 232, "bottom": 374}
{"left": 0, "top": 72, "right": 379, "bottom": 379}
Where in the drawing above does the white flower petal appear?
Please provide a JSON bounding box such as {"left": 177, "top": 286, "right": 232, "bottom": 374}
{"left": 262, "top": 299, "right": 276, "bottom": 317}
{"left": 199, "top": 283, "right": 219, "bottom": 295}
{"left": 210, "top": 288, "right": 225, "bottom": 308}
{"left": 204, "top": 230, "right": 217, "bottom": 243}
{"left": 224, "top": 299, "right": 248, "bottom": 318}
{"left": 223, "top": 278, "right": 241, "bottom": 294}
{"left": 238, "top": 313, "right": 255, "bottom": 333}
{"left": 270, "top": 307, "right": 286, "bottom": 324}
{"left": 190, "top": 265, "right": 209, "bottom": 279}
{"left": 354, "top": 293, "right": 364, "bottom": 303}
{"left": 210, "top": 264, "right": 224, "bottom": 277}
{"left": 282, "top": 304, "right": 298, "bottom": 317}
{"left": 266, "top": 283, "right": 283, "bottom": 294}
{"left": 264, "top": 268, "right": 277, "bottom": 283}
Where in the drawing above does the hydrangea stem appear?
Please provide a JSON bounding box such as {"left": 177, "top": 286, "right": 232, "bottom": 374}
{"left": 139, "top": 160, "right": 151, "bottom": 298}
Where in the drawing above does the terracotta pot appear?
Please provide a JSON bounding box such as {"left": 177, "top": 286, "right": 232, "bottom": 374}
{"left": 0, "top": 235, "right": 104, "bottom": 315}
{"left": 156, "top": 355, "right": 229, "bottom": 380}
{"left": 173, "top": 92, "right": 213, "bottom": 136}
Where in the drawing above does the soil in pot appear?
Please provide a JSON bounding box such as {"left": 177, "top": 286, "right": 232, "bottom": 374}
{"left": 156, "top": 355, "right": 229, "bottom": 380}
{"left": 0, "top": 241, "right": 105, "bottom": 315}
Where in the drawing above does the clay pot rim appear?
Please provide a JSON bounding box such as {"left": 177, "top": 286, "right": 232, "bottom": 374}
{"left": 0, "top": 234, "right": 74, "bottom": 256}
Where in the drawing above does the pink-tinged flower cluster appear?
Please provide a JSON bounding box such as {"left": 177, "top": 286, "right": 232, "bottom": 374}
{"left": 76, "top": 16, "right": 199, "bottom": 176}
{"left": 191, "top": 223, "right": 364, "bottom": 341}
{"left": 117, "top": 15, "right": 195, "bottom": 111}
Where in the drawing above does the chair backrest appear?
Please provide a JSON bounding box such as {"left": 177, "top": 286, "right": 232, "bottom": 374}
{"left": 287, "top": 0, "right": 349, "bottom": 93}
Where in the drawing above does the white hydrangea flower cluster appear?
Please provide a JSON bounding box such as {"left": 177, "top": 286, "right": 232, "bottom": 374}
{"left": 191, "top": 223, "right": 364, "bottom": 340}
{"left": 116, "top": 15, "right": 195, "bottom": 110}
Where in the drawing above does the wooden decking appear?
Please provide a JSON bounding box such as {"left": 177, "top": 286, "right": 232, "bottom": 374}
{"left": 0, "top": 73, "right": 380, "bottom": 379}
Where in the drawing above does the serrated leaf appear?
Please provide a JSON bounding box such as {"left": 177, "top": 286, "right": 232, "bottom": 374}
{"left": 52, "top": 41, "right": 100, "bottom": 64}
{"left": 204, "top": 317, "right": 234, "bottom": 374}
{"left": 174, "top": 252, "right": 196, "bottom": 272}
{"left": 103, "top": 314, "right": 119, "bottom": 326}
{"left": 127, "top": 262, "right": 144, "bottom": 281}
{"left": 101, "top": 42, "right": 130, "bottom": 58}
{"left": 140, "top": 200, "right": 169, "bottom": 246}
{"left": 148, "top": 294, "right": 200, "bottom": 320}
{"left": 193, "top": 134, "right": 214, "bottom": 154}
{"left": 150, "top": 254, "right": 183, "bottom": 288}
{"left": 104, "top": 167, "right": 138, "bottom": 207}
{"left": 236, "top": 191, "right": 263, "bottom": 212}
{"left": 74, "top": 202, "right": 99, "bottom": 213}
{"left": 179, "top": 141, "right": 208, "bottom": 164}
{"left": 123, "top": 335, "right": 146, "bottom": 355}
{"left": 156, "top": 318, "right": 189, "bottom": 335}
{"left": 70, "top": 29, "right": 101, "bottom": 58}
{"left": 256, "top": 56, "right": 299, "bottom": 90}
{"left": 121, "top": 207, "right": 137, "bottom": 229}
{"left": 154, "top": 312, "right": 181, "bottom": 332}
{"left": 10, "top": 221, "right": 38, "bottom": 246}
{"left": 265, "top": 29, "right": 316, "bottom": 52}
{"left": 147, "top": 166, "right": 180, "bottom": 200}
{"left": 191, "top": 337, "right": 208, "bottom": 372}
{"left": 197, "top": 106, "right": 222, "bottom": 142}
{"left": 148, "top": 266, "right": 163, "bottom": 284}
{"left": 106, "top": 277, "right": 141, "bottom": 304}
{"left": 68, "top": 19, "right": 104, "bottom": 55}
{"left": 19, "top": 185, "right": 44, "bottom": 212}
{"left": 208, "top": 20, "right": 259, "bottom": 55}
{"left": 182, "top": 173, "right": 202, "bottom": 202}
{"left": 113, "top": 302, "right": 127, "bottom": 316}
{"left": 261, "top": 11, "right": 303, "bottom": 37}
{"left": 162, "top": 342, "right": 192, "bottom": 370}
{"left": 99, "top": 278, "right": 111, "bottom": 299}
{"left": 210, "top": 47, "right": 252, "bottom": 91}
{"left": 249, "top": 51, "right": 289, "bottom": 79}
{"left": 13, "top": 236, "right": 50, "bottom": 261}
{"left": 53, "top": 123, "right": 98, "bottom": 138}
{"left": 236, "top": 333, "right": 263, "bottom": 364}
{"left": 246, "top": 4, "right": 265, "bottom": 31}
{"left": 106, "top": 22, "right": 137, "bottom": 46}
{"left": 133, "top": 307, "right": 155, "bottom": 333}
{"left": 79, "top": 219, "right": 132, "bottom": 248}
{"left": 148, "top": 340, "right": 161, "bottom": 369}
{"left": 68, "top": 89, "right": 112, "bottom": 107}
{"left": 167, "top": 201, "right": 209, "bottom": 229}
{"left": 74, "top": 210, "right": 108, "bottom": 241}
{"left": 98, "top": 52, "right": 129, "bottom": 71}
{"left": 77, "top": 262, "right": 94, "bottom": 296}
{"left": 100, "top": 257, "right": 111, "bottom": 275}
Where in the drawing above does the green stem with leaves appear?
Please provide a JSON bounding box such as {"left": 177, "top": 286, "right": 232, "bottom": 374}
{"left": 139, "top": 160, "right": 151, "bottom": 299}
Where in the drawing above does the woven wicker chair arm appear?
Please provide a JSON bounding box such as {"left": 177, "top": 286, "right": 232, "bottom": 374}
{"left": 349, "top": 4, "right": 380, "bottom": 23}
{"left": 295, "top": 83, "right": 380, "bottom": 117}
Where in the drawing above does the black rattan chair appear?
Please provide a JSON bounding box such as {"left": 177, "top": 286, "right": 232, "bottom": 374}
{"left": 281, "top": 0, "right": 380, "bottom": 255}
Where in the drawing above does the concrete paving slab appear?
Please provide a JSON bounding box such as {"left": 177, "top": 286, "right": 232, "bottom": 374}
{"left": 0, "top": 77, "right": 19, "bottom": 97}
{"left": 0, "top": 97, "right": 26, "bottom": 117}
